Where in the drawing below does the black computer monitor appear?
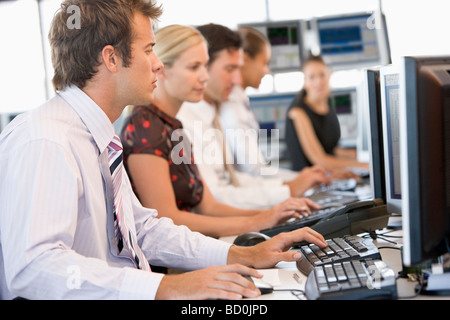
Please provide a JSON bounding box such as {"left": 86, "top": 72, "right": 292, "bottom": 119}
{"left": 363, "top": 68, "right": 386, "bottom": 202}
{"left": 311, "top": 11, "right": 391, "bottom": 70}
{"left": 380, "top": 65, "right": 402, "bottom": 215}
{"left": 238, "top": 20, "right": 306, "bottom": 72}
{"left": 400, "top": 56, "right": 450, "bottom": 267}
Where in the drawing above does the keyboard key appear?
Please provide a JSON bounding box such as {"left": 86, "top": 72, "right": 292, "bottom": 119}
{"left": 334, "top": 238, "right": 351, "bottom": 251}
{"left": 337, "top": 251, "right": 350, "bottom": 259}
{"left": 319, "top": 284, "right": 330, "bottom": 293}
{"left": 329, "top": 242, "right": 343, "bottom": 253}
{"left": 301, "top": 246, "right": 312, "bottom": 255}
{"left": 349, "top": 278, "right": 361, "bottom": 289}
{"left": 316, "top": 268, "right": 327, "bottom": 285}
{"left": 353, "top": 261, "right": 367, "bottom": 277}
{"left": 334, "top": 264, "right": 347, "bottom": 281}
{"left": 343, "top": 261, "right": 357, "bottom": 279}
{"left": 323, "top": 247, "right": 335, "bottom": 256}
{"left": 324, "top": 265, "right": 337, "bottom": 283}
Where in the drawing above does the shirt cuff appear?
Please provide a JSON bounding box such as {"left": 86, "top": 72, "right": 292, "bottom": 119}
{"left": 119, "top": 238, "right": 231, "bottom": 300}
{"left": 119, "top": 267, "right": 165, "bottom": 300}
{"left": 196, "top": 237, "right": 233, "bottom": 268}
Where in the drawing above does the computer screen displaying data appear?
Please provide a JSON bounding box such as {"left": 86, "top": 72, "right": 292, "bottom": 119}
{"left": 328, "top": 87, "right": 358, "bottom": 148}
{"left": 313, "top": 12, "right": 391, "bottom": 70}
{"left": 238, "top": 20, "right": 305, "bottom": 72}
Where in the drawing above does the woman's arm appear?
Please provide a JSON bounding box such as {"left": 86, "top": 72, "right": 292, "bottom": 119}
{"left": 126, "top": 154, "right": 303, "bottom": 238}
{"left": 194, "top": 183, "right": 259, "bottom": 217}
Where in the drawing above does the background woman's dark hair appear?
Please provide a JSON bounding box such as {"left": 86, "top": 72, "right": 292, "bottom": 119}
{"left": 302, "top": 53, "right": 326, "bottom": 70}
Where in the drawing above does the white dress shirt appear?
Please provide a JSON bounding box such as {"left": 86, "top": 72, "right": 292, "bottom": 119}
{"left": 0, "top": 85, "right": 231, "bottom": 300}
{"left": 219, "top": 85, "right": 266, "bottom": 175}
{"left": 220, "top": 86, "right": 298, "bottom": 182}
{"left": 177, "top": 100, "right": 291, "bottom": 210}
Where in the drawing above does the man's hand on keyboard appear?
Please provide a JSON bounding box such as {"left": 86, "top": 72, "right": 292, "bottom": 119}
{"left": 228, "top": 227, "right": 328, "bottom": 269}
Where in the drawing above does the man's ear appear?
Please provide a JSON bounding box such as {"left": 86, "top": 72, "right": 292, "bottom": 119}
{"left": 101, "top": 45, "right": 119, "bottom": 73}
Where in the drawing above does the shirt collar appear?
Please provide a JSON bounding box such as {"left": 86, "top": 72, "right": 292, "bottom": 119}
{"left": 182, "top": 100, "right": 217, "bottom": 125}
{"left": 230, "top": 85, "right": 247, "bottom": 100}
{"left": 58, "top": 85, "right": 116, "bottom": 153}
{"left": 229, "top": 85, "right": 250, "bottom": 109}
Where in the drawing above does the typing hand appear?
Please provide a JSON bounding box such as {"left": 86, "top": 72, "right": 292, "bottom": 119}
{"left": 286, "top": 165, "right": 330, "bottom": 197}
{"left": 268, "top": 197, "right": 322, "bottom": 225}
{"left": 228, "top": 227, "right": 327, "bottom": 269}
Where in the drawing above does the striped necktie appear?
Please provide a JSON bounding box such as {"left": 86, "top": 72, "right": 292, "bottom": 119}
{"left": 108, "top": 135, "right": 151, "bottom": 271}
{"left": 212, "top": 114, "right": 240, "bottom": 187}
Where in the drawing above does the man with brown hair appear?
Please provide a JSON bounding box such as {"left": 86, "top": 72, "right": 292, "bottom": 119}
{"left": 0, "top": 0, "right": 327, "bottom": 300}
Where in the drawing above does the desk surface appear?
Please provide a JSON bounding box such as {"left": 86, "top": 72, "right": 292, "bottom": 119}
{"left": 221, "top": 217, "right": 449, "bottom": 300}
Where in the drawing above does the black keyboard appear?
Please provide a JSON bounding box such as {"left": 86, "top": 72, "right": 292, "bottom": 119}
{"left": 295, "top": 235, "right": 381, "bottom": 276}
{"left": 260, "top": 203, "right": 345, "bottom": 237}
{"left": 307, "top": 190, "right": 359, "bottom": 206}
{"left": 260, "top": 188, "right": 359, "bottom": 237}
{"left": 309, "top": 178, "right": 357, "bottom": 194}
{"left": 305, "top": 259, "right": 397, "bottom": 300}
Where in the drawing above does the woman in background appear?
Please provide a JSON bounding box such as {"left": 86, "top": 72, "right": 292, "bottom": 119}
{"left": 120, "top": 25, "right": 321, "bottom": 238}
{"left": 285, "top": 55, "right": 369, "bottom": 172}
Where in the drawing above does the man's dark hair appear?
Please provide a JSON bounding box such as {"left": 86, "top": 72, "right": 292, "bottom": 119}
{"left": 196, "top": 23, "right": 242, "bottom": 65}
{"left": 49, "top": 0, "right": 163, "bottom": 91}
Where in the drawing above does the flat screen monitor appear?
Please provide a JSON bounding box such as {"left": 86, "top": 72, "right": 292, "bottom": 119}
{"left": 238, "top": 20, "right": 305, "bottom": 72}
{"left": 328, "top": 87, "right": 357, "bottom": 148}
{"left": 248, "top": 92, "right": 296, "bottom": 162}
{"left": 400, "top": 56, "right": 450, "bottom": 267}
{"left": 379, "top": 65, "right": 402, "bottom": 215}
{"left": 312, "top": 11, "right": 391, "bottom": 70}
{"left": 363, "top": 68, "right": 386, "bottom": 202}
{"left": 249, "top": 92, "right": 295, "bottom": 139}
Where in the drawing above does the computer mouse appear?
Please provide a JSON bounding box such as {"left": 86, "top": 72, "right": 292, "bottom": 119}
{"left": 233, "top": 232, "right": 271, "bottom": 246}
{"left": 244, "top": 275, "right": 274, "bottom": 294}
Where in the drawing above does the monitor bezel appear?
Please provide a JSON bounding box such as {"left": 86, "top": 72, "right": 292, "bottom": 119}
{"left": 400, "top": 55, "right": 450, "bottom": 266}
{"left": 363, "top": 68, "right": 386, "bottom": 202}
{"left": 379, "top": 64, "right": 402, "bottom": 215}
{"left": 310, "top": 11, "right": 391, "bottom": 71}
{"left": 237, "top": 20, "right": 306, "bottom": 73}
{"left": 328, "top": 87, "right": 358, "bottom": 148}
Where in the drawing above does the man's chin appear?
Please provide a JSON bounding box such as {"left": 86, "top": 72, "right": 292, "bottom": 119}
{"left": 136, "top": 94, "right": 154, "bottom": 106}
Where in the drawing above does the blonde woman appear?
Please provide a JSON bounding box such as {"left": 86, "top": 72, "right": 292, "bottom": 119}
{"left": 120, "top": 25, "right": 322, "bottom": 238}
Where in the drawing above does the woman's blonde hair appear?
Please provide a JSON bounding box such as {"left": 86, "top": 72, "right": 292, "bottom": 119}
{"left": 154, "top": 24, "right": 207, "bottom": 67}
